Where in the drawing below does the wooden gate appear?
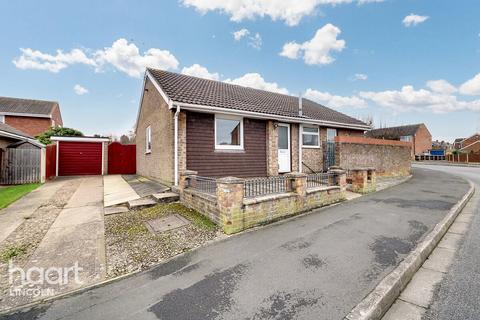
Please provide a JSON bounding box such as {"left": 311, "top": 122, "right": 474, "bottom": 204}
{"left": 45, "top": 144, "right": 57, "bottom": 180}
{"left": 108, "top": 142, "right": 136, "bottom": 175}
{"left": 0, "top": 148, "right": 41, "bottom": 184}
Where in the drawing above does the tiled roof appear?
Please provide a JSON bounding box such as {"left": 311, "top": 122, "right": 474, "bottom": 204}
{"left": 147, "top": 69, "right": 368, "bottom": 128}
{"left": 365, "top": 124, "right": 423, "bottom": 140}
{"left": 0, "top": 96, "right": 58, "bottom": 116}
{"left": 0, "top": 122, "right": 32, "bottom": 138}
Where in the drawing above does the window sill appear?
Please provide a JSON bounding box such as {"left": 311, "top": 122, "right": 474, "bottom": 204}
{"left": 302, "top": 145, "right": 321, "bottom": 149}
{"left": 214, "top": 149, "right": 245, "bottom": 153}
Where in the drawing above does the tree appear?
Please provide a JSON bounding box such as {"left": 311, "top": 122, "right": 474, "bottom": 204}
{"left": 36, "top": 127, "right": 84, "bottom": 145}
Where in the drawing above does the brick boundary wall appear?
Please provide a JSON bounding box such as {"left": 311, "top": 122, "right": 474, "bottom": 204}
{"left": 335, "top": 136, "right": 411, "bottom": 177}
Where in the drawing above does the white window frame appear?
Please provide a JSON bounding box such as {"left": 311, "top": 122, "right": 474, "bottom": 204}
{"left": 214, "top": 114, "right": 244, "bottom": 150}
{"left": 0, "top": 115, "right": 4, "bottom": 123}
{"left": 400, "top": 135, "right": 412, "bottom": 142}
{"left": 302, "top": 125, "right": 320, "bottom": 148}
{"left": 145, "top": 126, "right": 152, "bottom": 154}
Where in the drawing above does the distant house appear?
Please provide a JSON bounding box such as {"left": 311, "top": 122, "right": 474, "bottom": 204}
{"left": 0, "top": 96, "right": 63, "bottom": 137}
{"left": 135, "top": 69, "right": 370, "bottom": 186}
{"left": 453, "top": 138, "right": 465, "bottom": 150}
{"left": 458, "top": 133, "right": 480, "bottom": 154}
{"left": 365, "top": 123, "right": 432, "bottom": 158}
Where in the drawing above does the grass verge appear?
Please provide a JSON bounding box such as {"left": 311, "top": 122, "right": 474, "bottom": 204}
{"left": 0, "top": 183, "right": 40, "bottom": 209}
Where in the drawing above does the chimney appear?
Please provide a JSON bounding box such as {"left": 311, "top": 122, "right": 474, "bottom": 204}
{"left": 298, "top": 94, "right": 303, "bottom": 117}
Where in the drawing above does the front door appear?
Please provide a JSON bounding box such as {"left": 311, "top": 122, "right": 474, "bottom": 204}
{"left": 278, "top": 123, "right": 291, "bottom": 173}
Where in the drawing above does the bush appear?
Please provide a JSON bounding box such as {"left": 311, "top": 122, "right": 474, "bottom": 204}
{"left": 36, "top": 127, "right": 84, "bottom": 145}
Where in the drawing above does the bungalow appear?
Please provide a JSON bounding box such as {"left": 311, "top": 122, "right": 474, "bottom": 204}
{"left": 365, "top": 123, "right": 432, "bottom": 158}
{"left": 0, "top": 96, "right": 63, "bottom": 137}
{"left": 135, "top": 69, "right": 371, "bottom": 186}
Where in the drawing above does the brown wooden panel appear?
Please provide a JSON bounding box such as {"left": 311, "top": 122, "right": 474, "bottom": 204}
{"left": 186, "top": 112, "right": 267, "bottom": 177}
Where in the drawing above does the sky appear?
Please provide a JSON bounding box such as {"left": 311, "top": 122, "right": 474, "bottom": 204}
{"left": 0, "top": 0, "right": 479, "bottom": 142}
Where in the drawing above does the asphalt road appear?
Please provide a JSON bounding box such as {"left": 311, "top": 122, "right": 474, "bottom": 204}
{"left": 2, "top": 168, "right": 470, "bottom": 320}
{"left": 417, "top": 164, "right": 480, "bottom": 320}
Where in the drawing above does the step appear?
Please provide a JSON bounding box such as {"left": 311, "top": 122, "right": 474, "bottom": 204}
{"left": 128, "top": 198, "right": 158, "bottom": 210}
{"left": 104, "top": 206, "right": 129, "bottom": 216}
{"left": 152, "top": 192, "right": 180, "bottom": 203}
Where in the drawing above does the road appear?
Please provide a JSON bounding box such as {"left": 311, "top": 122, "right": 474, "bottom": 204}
{"left": 415, "top": 164, "right": 480, "bottom": 320}
{"left": 2, "top": 168, "right": 470, "bottom": 320}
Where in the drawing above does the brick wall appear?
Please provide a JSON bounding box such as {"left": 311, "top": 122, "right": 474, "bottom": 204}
{"left": 335, "top": 136, "right": 411, "bottom": 177}
{"left": 4, "top": 116, "right": 53, "bottom": 137}
{"left": 413, "top": 124, "right": 432, "bottom": 156}
{"left": 136, "top": 78, "right": 175, "bottom": 185}
{"left": 266, "top": 121, "right": 278, "bottom": 176}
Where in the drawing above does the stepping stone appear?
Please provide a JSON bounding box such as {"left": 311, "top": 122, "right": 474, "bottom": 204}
{"left": 145, "top": 214, "right": 190, "bottom": 233}
{"left": 128, "top": 198, "right": 157, "bottom": 210}
{"left": 104, "top": 206, "right": 129, "bottom": 216}
{"left": 152, "top": 192, "right": 179, "bottom": 203}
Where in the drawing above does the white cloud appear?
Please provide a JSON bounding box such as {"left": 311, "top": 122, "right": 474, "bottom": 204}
{"left": 73, "top": 84, "right": 89, "bottom": 95}
{"left": 426, "top": 79, "right": 457, "bottom": 94}
{"left": 459, "top": 73, "right": 480, "bottom": 95}
{"left": 360, "top": 85, "right": 480, "bottom": 113}
{"left": 225, "top": 73, "right": 289, "bottom": 94}
{"left": 402, "top": 14, "right": 429, "bottom": 27}
{"left": 12, "top": 48, "right": 95, "bottom": 73}
{"left": 182, "top": 0, "right": 382, "bottom": 26}
{"left": 233, "top": 28, "right": 250, "bottom": 41}
{"left": 13, "top": 38, "right": 179, "bottom": 78}
{"left": 181, "top": 64, "right": 220, "bottom": 80}
{"left": 352, "top": 73, "right": 368, "bottom": 81}
{"left": 248, "top": 33, "right": 262, "bottom": 50}
{"left": 94, "top": 39, "right": 179, "bottom": 78}
{"left": 280, "top": 24, "right": 346, "bottom": 65}
{"left": 304, "top": 89, "right": 367, "bottom": 108}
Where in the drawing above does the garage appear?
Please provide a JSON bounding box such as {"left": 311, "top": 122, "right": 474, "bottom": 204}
{"left": 50, "top": 136, "right": 110, "bottom": 176}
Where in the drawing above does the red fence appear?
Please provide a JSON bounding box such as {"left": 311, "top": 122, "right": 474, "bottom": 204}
{"left": 447, "top": 153, "right": 480, "bottom": 163}
{"left": 45, "top": 144, "right": 57, "bottom": 180}
{"left": 108, "top": 142, "right": 136, "bottom": 174}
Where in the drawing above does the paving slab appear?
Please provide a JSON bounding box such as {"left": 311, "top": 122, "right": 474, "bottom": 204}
{"left": 382, "top": 299, "right": 425, "bottom": 320}
{"left": 448, "top": 221, "right": 470, "bottom": 234}
{"left": 455, "top": 213, "right": 474, "bottom": 223}
{"left": 437, "top": 232, "right": 463, "bottom": 250}
{"left": 128, "top": 198, "right": 157, "bottom": 210}
{"left": 400, "top": 267, "right": 444, "bottom": 308}
{"left": 103, "top": 175, "right": 140, "bottom": 207}
{"left": 122, "top": 175, "right": 170, "bottom": 197}
{"left": 422, "top": 247, "right": 456, "bottom": 273}
{"left": 104, "top": 206, "right": 129, "bottom": 216}
{"left": 152, "top": 192, "right": 179, "bottom": 203}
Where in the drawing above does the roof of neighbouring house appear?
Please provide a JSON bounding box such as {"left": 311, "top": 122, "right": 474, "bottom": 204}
{"left": 0, "top": 122, "right": 33, "bottom": 139}
{"left": 146, "top": 68, "right": 368, "bottom": 128}
{"left": 454, "top": 138, "right": 465, "bottom": 143}
{"left": 0, "top": 96, "right": 59, "bottom": 117}
{"left": 365, "top": 124, "right": 424, "bottom": 140}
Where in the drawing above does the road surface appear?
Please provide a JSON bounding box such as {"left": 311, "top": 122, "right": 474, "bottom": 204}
{"left": 3, "top": 168, "right": 470, "bottom": 320}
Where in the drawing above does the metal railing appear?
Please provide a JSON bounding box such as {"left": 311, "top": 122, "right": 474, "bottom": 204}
{"left": 306, "top": 172, "right": 333, "bottom": 189}
{"left": 188, "top": 176, "right": 217, "bottom": 195}
{"left": 244, "top": 176, "right": 291, "bottom": 198}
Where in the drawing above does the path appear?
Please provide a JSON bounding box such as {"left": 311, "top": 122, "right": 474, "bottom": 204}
{"left": 3, "top": 168, "right": 470, "bottom": 320}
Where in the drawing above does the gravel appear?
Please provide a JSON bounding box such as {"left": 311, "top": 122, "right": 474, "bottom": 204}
{"left": 104, "top": 203, "right": 221, "bottom": 278}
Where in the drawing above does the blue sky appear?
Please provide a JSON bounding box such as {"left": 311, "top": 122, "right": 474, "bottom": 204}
{"left": 0, "top": 0, "right": 479, "bottom": 141}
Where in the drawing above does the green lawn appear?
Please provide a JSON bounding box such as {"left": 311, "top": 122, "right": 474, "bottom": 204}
{"left": 0, "top": 183, "right": 41, "bottom": 209}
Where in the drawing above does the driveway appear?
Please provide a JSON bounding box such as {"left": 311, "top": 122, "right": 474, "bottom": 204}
{"left": 4, "top": 168, "right": 470, "bottom": 320}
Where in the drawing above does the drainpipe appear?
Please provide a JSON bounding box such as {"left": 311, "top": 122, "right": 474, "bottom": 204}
{"left": 174, "top": 105, "right": 181, "bottom": 186}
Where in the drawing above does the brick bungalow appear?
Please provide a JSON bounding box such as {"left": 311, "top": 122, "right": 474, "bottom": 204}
{"left": 135, "top": 69, "right": 371, "bottom": 186}
{"left": 0, "top": 96, "right": 63, "bottom": 137}
{"left": 365, "top": 123, "right": 432, "bottom": 158}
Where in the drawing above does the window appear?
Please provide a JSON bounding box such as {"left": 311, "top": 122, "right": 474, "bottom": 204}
{"left": 145, "top": 126, "right": 152, "bottom": 153}
{"left": 327, "top": 128, "right": 337, "bottom": 142}
{"left": 302, "top": 126, "right": 320, "bottom": 148}
{"left": 215, "top": 115, "right": 243, "bottom": 150}
{"left": 0, "top": 115, "right": 4, "bottom": 123}
{"left": 400, "top": 135, "right": 412, "bottom": 142}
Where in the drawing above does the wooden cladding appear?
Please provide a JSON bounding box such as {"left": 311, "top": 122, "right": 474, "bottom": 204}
{"left": 186, "top": 112, "right": 267, "bottom": 177}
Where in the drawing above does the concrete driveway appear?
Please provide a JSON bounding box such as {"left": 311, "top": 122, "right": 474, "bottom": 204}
{"left": 4, "top": 167, "right": 470, "bottom": 320}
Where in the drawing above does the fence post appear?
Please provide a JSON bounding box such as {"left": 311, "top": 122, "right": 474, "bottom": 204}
{"left": 216, "top": 177, "right": 245, "bottom": 234}
{"left": 40, "top": 148, "right": 46, "bottom": 183}
{"left": 286, "top": 173, "right": 307, "bottom": 197}
{"left": 467, "top": 153, "right": 469, "bottom": 163}
{"left": 178, "top": 170, "right": 198, "bottom": 192}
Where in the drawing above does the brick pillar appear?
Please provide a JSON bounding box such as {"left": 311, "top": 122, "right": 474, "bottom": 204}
{"left": 291, "top": 124, "right": 299, "bottom": 172}
{"left": 178, "top": 170, "right": 198, "bottom": 192}
{"left": 286, "top": 172, "right": 307, "bottom": 197}
{"left": 266, "top": 121, "right": 279, "bottom": 176}
{"left": 216, "top": 177, "right": 245, "bottom": 234}
{"left": 178, "top": 111, "right": 187, "bottom": 173}
{"left": 351, "top": 168, "right": 376, "bottom": 194}
{"left": 329, "top": 169, "right": 347, "bottom": 192}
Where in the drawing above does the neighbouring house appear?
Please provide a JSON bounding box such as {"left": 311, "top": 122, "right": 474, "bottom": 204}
{"left": 365, "top": 123, "right": 432, "bottom": 158}
{"left": 135, "top": 68, "right": 371, "bottom": 186}
{"left": 458, "top": 133, "right": 480, "bottom": 153}
{"left": 0, "top": 122, "right": 46, "bottom": 184}
{"left": 0, "top": 96, "right": 63, "bottom": 137}
{"left": 453, "top": 137, "right": 466, "bottom": 150}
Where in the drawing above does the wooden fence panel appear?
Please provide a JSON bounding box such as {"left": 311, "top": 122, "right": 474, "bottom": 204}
{"left": 46, "top": 144, "right": 57, "bottom": 179}
{"left": 0, "top": 148, "right": 41, "bottom": 185}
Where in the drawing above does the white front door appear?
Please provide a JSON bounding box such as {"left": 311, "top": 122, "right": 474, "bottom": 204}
{"left": 277, "top": 123, "right": 291, "bottom": 173}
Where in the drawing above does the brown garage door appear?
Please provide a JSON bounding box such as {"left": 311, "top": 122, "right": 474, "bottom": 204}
{"left": 58, "top": 141, "right": 102, "bottom": 176}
